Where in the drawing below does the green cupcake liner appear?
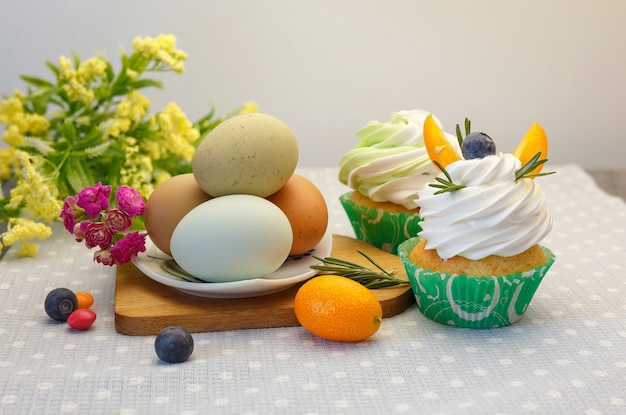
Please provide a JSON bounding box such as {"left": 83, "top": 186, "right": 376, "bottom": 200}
{"left": 339, "top": 191, "right": 423, "bottom": 255}
{"left": 397, "top": 237, "right": 556, "bottom": 329}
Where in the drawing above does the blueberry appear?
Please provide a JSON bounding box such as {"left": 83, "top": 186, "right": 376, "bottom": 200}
{"left": 155, "top": 326, "right": 194, "bottom": 363}
{"left": 461, "top": 132, "right": 496, "bottom": 159}
{"left": 44, "top": 288, "right": 78, "bottom": 322}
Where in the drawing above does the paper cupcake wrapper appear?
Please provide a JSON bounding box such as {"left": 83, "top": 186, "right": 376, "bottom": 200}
{"left": 398, "top": 237, "right": 556, "bottom": 329}
{"left": 339, "top": 192, "right": 423, "bottom": 255}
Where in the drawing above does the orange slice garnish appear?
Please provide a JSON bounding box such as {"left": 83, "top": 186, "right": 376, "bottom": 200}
{"left": 512, "top": 123, "right": 548, "bottom": 177}
{"left": 423, "top": 114, "right": 462, "bottom": 170}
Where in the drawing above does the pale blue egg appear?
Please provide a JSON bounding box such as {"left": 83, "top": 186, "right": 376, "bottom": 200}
{"left": 170, "top": 194, "right": 293, "bottom": 282}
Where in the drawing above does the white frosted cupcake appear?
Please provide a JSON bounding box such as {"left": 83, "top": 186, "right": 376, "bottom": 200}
{"left": 398, "top": 117, "right": 556, "bottom": 328}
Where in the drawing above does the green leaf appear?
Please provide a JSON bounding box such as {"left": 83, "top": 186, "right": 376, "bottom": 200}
{"left": 195, "top": 106, "right": 221, "bottom": 137}
{"left": 195, "top": 105, "right": 216, "bottom": 125}
{"left": 128, "top": 78, "right": 163, "bottom": 90}
{"left": 27, "top": 86, "right": 53, "bottom": 100}
{"left": 127, "top": 51, "right": 149, "bottom": 73}
{"left": 22, "top": 136, "right": 56, "bottom": 155}
{"left": 71, "top": 50, "right": 81, "bottom": 67}
{"left": 19, "top": 75, "right": 53, "bottom": 88}
{"left": 83, "top": 141, "right": 112, "bottom": 158}
{"left": 62, "top": 118, "right": 78, "bottom": 144}
{"left": 0, "top": 197, "right": 22, "bottom": 220}
{"left": 45, "top": 60, "right": 61, "bottom": 78}
{"left": 64, "top": 157, "right": 95, "bottom": 194}
{"left": 110, "top": 79, "right": 131, "bottom": 97}
{"left": 104, "top": 61, "right": 115, "bottom": 83}
{"left": 83, "top": 123, "right": 107, "bottom": 142}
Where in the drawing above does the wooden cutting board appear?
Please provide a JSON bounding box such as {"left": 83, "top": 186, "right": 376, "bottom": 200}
{"left": 114, "top": 234, "right": 415, "bottom": 336}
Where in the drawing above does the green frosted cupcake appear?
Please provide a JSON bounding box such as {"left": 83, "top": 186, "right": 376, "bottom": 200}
{"left": 339, "top": 191, "right": 423, "bottom": 254}
{"left": 398, "top": 237, "right": 556, "bottom": 328}
{"left": 338, "top": 110, "right": 457, "bottom": 254}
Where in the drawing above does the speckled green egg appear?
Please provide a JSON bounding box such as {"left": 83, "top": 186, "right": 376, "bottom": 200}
{"left": 192, "top": 113, "right": 299, "bottom": 197}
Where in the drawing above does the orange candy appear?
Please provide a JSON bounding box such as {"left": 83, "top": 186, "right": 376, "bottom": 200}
{"left": 423, "top": 114, "right": 462, "bottom": 170}
{"left": 294, "top": 276, "right": 382, "bottom": 342}
{"left": 513, "top": 122, "right": 548, "bottom": 177}
{"left": 75, "top": 291, "right": 94, "bottom": 309}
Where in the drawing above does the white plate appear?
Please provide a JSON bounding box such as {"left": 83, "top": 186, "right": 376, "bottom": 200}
{"left": 131, "top": 228, "right": 333, "bottom": 299}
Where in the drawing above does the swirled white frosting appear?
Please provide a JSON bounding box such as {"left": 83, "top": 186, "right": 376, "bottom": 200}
{"left": 339, "top": 110, "right": 457, "bottom": 209}
{"left": 415, "top": 153, "right": 552, "bottom": 260}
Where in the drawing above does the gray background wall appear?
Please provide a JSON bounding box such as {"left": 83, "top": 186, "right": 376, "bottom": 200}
{"left": 1, "top": 0, "right": 624, "bottom": 169}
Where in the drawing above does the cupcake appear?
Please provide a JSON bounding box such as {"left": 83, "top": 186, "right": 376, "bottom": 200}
{"left": 338, "top": 110, "right": 458, "bottom": 254}
{"left": 398, "top": 116, "right": 556, "bottom": 328}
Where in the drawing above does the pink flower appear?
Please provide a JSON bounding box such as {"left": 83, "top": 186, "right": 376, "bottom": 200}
{"left": 77, "top": 182, "right": 112, "bottom": 219}
{"left": 110, "top": 231, "right": 147, "bottom": 264}
{"left": 79, "top": 221, "right": 114, "bottom": 250}
{"left": 60, "top": 196, "right": 81, "bottom": 233}
{"left": 115, "top": 186, "right": 146, "bottom": 218}
{"left": 73, "top": 223, "right": 85, "bottom": 242}
{"left": 94, "top": 249, "right": 116, "bottom": 266}
{"left": 61, "top": 183, "right": 149, "bottom": 267}
{"left": 105, "top": 209, "right": 132, "bottom": 233}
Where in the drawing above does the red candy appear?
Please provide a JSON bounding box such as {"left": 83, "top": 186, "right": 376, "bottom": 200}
{"left": 67, "top": 309, "right": 97, "bottom": 330}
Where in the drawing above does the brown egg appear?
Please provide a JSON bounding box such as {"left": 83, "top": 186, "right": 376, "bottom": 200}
{"left": 267, "top": 174, "right": 329, "bottom": 256}
{"left": 145, "top": 173, "right": 212, "bottom": 256}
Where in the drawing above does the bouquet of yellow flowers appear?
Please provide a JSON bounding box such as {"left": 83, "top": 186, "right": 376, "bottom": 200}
{"left": 0, "top": 34, "right": 255, "bottom": 256}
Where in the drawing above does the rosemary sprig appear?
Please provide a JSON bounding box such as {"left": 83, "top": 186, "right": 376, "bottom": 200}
{"left": 455, "top": 117, "right": 471, "bottom": 149}
{"left": 515, "top": 151, "right": 556, "bottom": 181}
{"left": 429, "top": 160, "right": 466, "bottom": 194}
{"left": 455, "top": 124, "right": 463, "bottom": 149}
{"left": 311, "top": 250, "right": 409, "bottom": 289}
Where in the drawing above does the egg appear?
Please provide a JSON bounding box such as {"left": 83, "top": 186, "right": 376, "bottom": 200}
{"left": 192, "top": 113, "right": 299, "bottom": 197}
{"left": 170, "top": 194, "right": 293, "bottom": 283}
{"left": 267, "top": 174, "right": 329, "bottom": 255}
{"left": 144, "top": 174, "right": 212, "bottom": 256}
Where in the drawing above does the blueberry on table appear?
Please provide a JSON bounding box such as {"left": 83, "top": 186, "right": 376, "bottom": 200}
{"left": 461, "top": 132, "right": 496, "bottom": 159}
{"left": 44, "top": 288, "right": 78, "bottom": 322}
{"left": 154, "top": 326, "right": 194, "bottom": 363}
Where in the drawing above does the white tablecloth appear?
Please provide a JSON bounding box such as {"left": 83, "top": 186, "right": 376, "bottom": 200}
{"left": 1, "top": 165, "right": 625, "bottom": 415}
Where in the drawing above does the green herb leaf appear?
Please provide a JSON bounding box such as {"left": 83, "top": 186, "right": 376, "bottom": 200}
{"left": 455, "top": 123, "right": 463, "bottom": 149}
{"left": 311, "top": 251, "right": 409, "bottom": 289}
{"left": 429, "top": 160, "right": 466, "bottom": 194}
{"left": 455, "top": 117, "right": 471, "bottom": 149}
{"left": 515, "top": 152, "right": 556, "bottom": 181}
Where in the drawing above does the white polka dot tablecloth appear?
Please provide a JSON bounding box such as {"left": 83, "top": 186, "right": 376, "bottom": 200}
{"left": 1, "top": 164, "right": 625, "bottom": 415}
